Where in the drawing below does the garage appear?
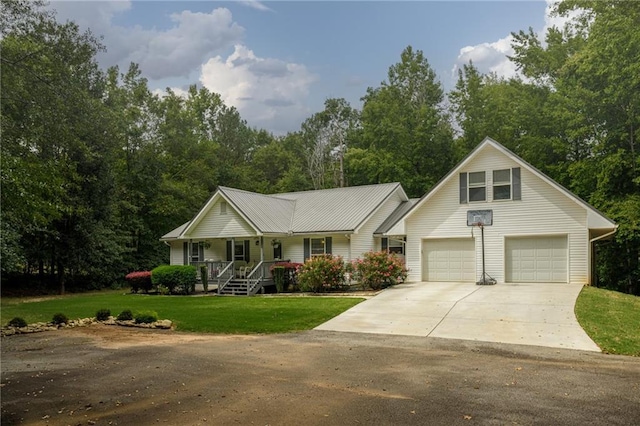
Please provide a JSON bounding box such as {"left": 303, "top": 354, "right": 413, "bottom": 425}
{"left": 422, "top": 239, "right": 476, "bottom": 282}
{"left": 505, "top": 236, "right": 567, "bottom": 283}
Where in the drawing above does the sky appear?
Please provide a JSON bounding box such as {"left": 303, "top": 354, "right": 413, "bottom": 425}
{"left": 49, "top": 1, "right": 568, "bottom": 135}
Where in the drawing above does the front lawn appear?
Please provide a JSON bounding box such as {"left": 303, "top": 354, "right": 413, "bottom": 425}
{"left": 576, "top": 286, "right": 640, "bottom": 356}
{"left": 0, "top": 292, "right": 363, "bottom": 334}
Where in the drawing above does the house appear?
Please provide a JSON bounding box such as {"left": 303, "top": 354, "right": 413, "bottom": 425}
{"left": 383, "top": 137, "right": 617, "bottom": 284}
{"left": 161, "top": 182, "right": 412, "bottom": 294}
{"left": 161, "top": 137, "right": 616, "bottom": 293}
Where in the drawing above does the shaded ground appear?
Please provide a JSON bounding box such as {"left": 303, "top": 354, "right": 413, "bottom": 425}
{"left": 2, "top": 325, "right": 639, "bottom": 425}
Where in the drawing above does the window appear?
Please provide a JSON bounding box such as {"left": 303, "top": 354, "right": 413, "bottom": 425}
{"left": 468, "top": 171, "right": 486, "bottom": 202}
{"left": 220, "top": 201, "right": 227, "bottom": 215}
{"left": 493, "top": 169, "right": 511, "bottom": 200}
{"left": 234, "top": 241, "right": 245, "bottom": 261}
{"left": 383, "top": 237, "right": 405, "bottom": 255}
{"left": 311, "top": 238, "right": 326, "bottom": 256}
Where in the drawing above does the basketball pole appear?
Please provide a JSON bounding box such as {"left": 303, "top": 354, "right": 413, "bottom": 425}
{"left": 476, "top": 222, "right": 496, "bottom": 285}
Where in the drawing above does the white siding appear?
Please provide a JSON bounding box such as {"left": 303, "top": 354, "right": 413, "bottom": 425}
{"left": 405, "top": 145, "right": 589, "bottom": 284}
{"left": 351, "top": 190, "right": 404, "bottom": 260}
{"left": 280, "top": 234, "right": 351, "bottom": 264}
{"left": 189, "top": 199, "right": 256, "bottom": 238}
{"left": 170, "top": 241, "right": 183, "bottom": 265}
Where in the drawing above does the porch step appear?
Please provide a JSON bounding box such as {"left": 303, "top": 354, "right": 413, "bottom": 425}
{"left": 218, "top": 280, "right": 251, "bottom": 295}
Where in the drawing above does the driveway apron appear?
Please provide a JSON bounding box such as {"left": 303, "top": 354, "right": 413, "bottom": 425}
{"left": 315, "top": 282, "right": 600, "bottom": 351}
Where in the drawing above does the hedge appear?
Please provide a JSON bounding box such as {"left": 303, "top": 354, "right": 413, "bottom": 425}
{"left": 151, "top": 265, "right": 197, "bottom": 295}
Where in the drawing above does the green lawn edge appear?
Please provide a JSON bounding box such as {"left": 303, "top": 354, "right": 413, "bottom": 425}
{"left": 575, "top": 286, "right": 640, "bottom": 357}
{"left": 0, "top": 292, "right": 364, "bottom": 334}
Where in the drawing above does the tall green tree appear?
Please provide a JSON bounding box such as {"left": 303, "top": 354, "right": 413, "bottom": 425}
{"left": 509, "top": 0, "right": 640, "bottom": 293}
{"left": 354, "top": 46, "right": 454, "bottom": 197}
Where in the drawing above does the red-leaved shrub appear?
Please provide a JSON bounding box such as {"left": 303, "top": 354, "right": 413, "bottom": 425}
{"left": 125, "top": 271, "right": 153, "bottom": 293}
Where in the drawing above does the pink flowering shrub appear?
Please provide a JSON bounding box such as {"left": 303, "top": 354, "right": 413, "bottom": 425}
{"left": 269, "top": 262, "right": 303, "bottom": 292}
{"left": 125, "top": 271, "right": 152, "bottom": 293}
{"left": 297, "top": 255, "right": 347, "bottom": 293}
{"left": 351, "top": 251, "right": 408, "bottom": 290}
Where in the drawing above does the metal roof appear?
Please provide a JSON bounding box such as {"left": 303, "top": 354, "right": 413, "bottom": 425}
{"left": 374, "top": 198, "right": 419, "bottom": 235}
{"left": 275, "top": 182, "right": 404, "bottom": 233}
{"left": 219, "top": 187, "right": 295, "bottom": 233}
{"left": 161, "top": 182, "right": 406, "bottom": 239}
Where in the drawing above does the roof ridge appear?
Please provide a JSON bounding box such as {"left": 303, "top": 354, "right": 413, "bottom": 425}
{"left": 273, "top": 182, "right": 401, "bottom": 197}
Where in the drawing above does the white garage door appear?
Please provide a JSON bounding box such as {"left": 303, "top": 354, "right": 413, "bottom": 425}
{"left": 505, "top": 236, "right": 567, "bottom": 283}
{"left": 422, "top": 239, "right": 476, "bottom": 282}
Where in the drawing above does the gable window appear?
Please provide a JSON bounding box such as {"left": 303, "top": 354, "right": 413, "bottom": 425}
{"left": 220, "top": 201, "right": 227, "bottom": 215}
{"left": 468, "top": 171, "right": 486, "bottom": 202}
{"left": 493, "top": 169, "right": 512, "bottom": 200}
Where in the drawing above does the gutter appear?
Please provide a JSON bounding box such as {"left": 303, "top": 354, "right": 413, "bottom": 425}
{"left": 589, "top": 226, "right": 618, "bottom": 243}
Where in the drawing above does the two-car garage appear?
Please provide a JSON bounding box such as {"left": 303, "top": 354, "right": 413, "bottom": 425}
{"left": 421, "top": 236, "right": 568, "bottom": 283}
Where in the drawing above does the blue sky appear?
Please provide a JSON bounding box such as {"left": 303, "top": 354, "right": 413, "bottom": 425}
{"left": 50, "top": 1, "right": 561, "bottom": 134}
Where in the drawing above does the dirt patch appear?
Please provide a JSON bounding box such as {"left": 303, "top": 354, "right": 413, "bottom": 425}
{"left": 2, "top": 325, "right": 640, "bottom": 425}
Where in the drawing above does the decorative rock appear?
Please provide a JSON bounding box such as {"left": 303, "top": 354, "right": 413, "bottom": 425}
{"left": 1, "top": 315, "right": 173, "bottom": 336}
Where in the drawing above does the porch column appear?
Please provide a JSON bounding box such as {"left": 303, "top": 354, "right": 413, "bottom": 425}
{"left": 260, "top": 237, "right": 264, "bottom": 262}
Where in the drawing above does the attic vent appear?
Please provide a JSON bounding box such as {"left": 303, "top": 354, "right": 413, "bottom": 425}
{"left": 220, "top": 201, "right": 227, "bottom": 215}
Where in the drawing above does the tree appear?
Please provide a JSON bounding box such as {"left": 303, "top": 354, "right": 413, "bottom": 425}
{"left": 509, "top": 0, "right": 640, "bottom": 293}
{"left": 355, "top": 46, "right": 455, "bottom": 197}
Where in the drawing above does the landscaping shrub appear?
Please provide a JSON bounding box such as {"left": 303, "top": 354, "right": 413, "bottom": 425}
{"left": 200, "top": 265, "right": 209, "bottom": 293}
{"left": 151, "top": 265, "right": 197, "bottom": 295}
{"left": 134, "top": 310, "right": 158, "bottom": 324}
{"left": 270, "top": 262, "right": 303, "bottom": 292}
{"left": 52, "top": 313, "right": 69, "bottom": 325}
{"left": 117, "top": 309, "right": 133, "bottom": 321}
{"left": 297, "top": 255, "right": 347, "bottom": 293}
{"left": 125, "top": 271, "right": 153, "bottom": 293}
{"left": 8, "top": 317, "right": 27, "bottom": 328}
{"left": 95, "top": 309, "right": 111, "bottom": 321}
{"left": 351, "top": 251, "right": 408, "bottom": 290}
{"left": 272, "top": 266, "right": 285, "bottom": 293}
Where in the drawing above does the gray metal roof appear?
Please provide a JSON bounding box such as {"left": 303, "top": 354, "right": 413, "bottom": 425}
{"left": 374, "top": 198, "right": 419, "bottom": 235}
{"left": 219, "top": 187, "right": 295, "bottom": 233}
{"left": 275, "top": 182, "right": 404, "bottom": 233}
{"left": 162, "top": 182, "right": 406, "bottom": 239}
{"left": 161, "top": 222, "right": 188, "bottom": 240}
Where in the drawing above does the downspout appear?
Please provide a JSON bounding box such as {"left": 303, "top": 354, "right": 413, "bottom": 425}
{"left": 588, "top": 227, "right": 618, "bottom": 286}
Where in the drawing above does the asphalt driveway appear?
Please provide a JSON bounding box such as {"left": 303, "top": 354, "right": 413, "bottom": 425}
{"left": 315, "top": 282, "right": 600, "bottom": 351}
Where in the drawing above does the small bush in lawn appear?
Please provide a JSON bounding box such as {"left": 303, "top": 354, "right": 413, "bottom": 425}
{"left": 270, "top": 262, "right": 302, "bottom": 292}
{"left": 297, "top": 255, "right": 347, "bottom": 293}
{"left": 351, "top": 251, "right": 408, "bottom": 290}
{"left": 125, "top": 271, "right": 153, "bottom": 293}
{"left": 151, "top": 265, "right": 197, "bottom": 295}
{"left": 134, "top": 310, "right": 158, "bottom": 324}
{"left": 52, "top": 313, "right": 69, "bottom": 325}
{"left": 200, "top": 265, "right": 209, "bottom": 293}
{"left": 95, "top": 309, "right": 111, "bottom": 321}
{"left": 8, "top": 317, "right": 28, "bottom": 328}
{"left": 117, "top": 309, "right": 133, "bottom": 321}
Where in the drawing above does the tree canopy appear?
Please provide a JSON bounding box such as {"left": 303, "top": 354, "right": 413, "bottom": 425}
{"left": 1, "top": 0, "right": 637, "bottom": 294}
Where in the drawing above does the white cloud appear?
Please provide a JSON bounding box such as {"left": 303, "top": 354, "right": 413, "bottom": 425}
{"left": 49, "top": 2, "right": 244, "bottom": 80}
{"left": 200, "top": 45, "right": 317, "bottom": 134}
{"left": 238, "top": 1, "right": 273, "bottom": 12}
{"left": 452, "top": 0, "right": 580, "bottom": 81}
{"left": 454, "top": 35, "right": 519, "bottom": 80}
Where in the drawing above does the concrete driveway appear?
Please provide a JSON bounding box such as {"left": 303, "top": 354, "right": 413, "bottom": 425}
{"left": 315, "top": 282, "right": 600, "bottom": 351}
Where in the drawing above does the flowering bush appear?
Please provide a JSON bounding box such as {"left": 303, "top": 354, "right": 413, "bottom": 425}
{"left": 125, "top": 271, "right": 153, "bottom": 293}
{"left": 297, "top": 255, "right": 347, "bottom": 292}
{"left": 351, "top": 251, "right": 408, "bottom": 290}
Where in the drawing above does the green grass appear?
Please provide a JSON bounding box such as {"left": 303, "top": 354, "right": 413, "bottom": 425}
{"left": 576, "top": 286, "right": 640, "bottom": 356}
{"left": 0, "top": 291, "right": 363, "bottom": 334}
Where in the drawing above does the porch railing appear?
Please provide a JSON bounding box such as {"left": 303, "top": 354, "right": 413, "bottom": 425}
{"left": 191, "top": 260, "right": 232, "bottom": 282}
{"left": 245, "top": 260, "right": 283, "bottom": 295}
{"left": 216, "top": 261, "right": 235, "bottom": 293}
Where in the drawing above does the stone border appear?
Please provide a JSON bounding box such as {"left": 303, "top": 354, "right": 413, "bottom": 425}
{"left": 1, "top": 316, "right": 172, "bottom": 337}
